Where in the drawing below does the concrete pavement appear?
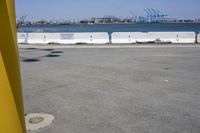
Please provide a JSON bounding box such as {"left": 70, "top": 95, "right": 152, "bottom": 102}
{"left": 19, "top": 45, "right": 200, "bottom": 133}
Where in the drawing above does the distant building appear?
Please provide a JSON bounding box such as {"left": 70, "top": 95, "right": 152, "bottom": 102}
{"left": 195, "top": 19, "right": 200, "bottom": 23}
{"left": 91, "top": 17, "right": 133, "bottom": 24}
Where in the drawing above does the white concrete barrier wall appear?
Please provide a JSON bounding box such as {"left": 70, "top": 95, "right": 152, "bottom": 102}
{"left": 58, "top": 33, "right": 78, "bottom": 44}
{"left": 111, "top": 32, "right": 136, "bottom": 44}
{"left": 111, "top": 32, "right": 196, "bottom": 44}
{"left": 18, "top": 32, "right": 109, "bottom": 44}
{"left": 169, "top": 32, "right": 196, "bottom": 43}
{"left": 197, "top": 33, "right": 200, "bottom": 43}
{"left": 54, "top": 32, "right": 110, "bottom": 44}
{"left": 74, "top": 33, "right": 109, "bottom": 44}
{"left": 27, "top": 33, "right": 62, "bottom": 44}
{"left": 17, "top": 33, "right": 28, "bottom": 43}
{"left": 18, "top": 32, "right": 196, "bottom": 44}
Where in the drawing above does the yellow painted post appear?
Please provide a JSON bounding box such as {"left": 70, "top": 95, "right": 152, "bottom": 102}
{"left": 0, "top": 53, "right": 24, "bottom": 133}
{"left": 0, "top": 0, "right": 25, "bottom": 133}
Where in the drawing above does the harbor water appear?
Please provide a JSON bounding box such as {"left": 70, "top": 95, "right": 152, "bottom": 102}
{"left": 19, "top": 23, "right": 200, "bottom": 35}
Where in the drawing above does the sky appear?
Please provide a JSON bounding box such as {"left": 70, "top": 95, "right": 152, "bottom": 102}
{"left": 15, "top": 0, "right": 200, "bottom": 21}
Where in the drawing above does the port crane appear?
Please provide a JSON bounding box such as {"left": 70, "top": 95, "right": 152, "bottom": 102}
{"left": 144, "top": 8, "right": 169, "bottom": 22}
{"left": 129, "top": 10, "right": 138, "bottom": 22}
{"left": 130, "top": 8, "right": 169, "bottom": 23}
{"left": 144, "top": 9, "right": 151, "bottom": 22}
{"left": 147, "top": 8, "right": 157, "bottom": 21}
{"left": 151, "top": 8, "right": 168, "bottom": 21}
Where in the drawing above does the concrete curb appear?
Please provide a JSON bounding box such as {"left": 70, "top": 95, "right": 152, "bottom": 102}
{"left": 18, "top": 44, "right": 200, "bottom": 49}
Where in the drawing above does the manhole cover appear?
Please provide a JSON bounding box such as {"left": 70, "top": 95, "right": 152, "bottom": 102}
{"left": 29, "top": 117, "right": 44, "bottom": 124}
{"left": 25, "top": 113, "right": 54, "bottom": 131}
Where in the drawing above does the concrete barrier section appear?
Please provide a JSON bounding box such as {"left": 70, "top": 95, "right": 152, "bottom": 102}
{"left": 167, "top": 32, "right": 196, "bottom": 43}
{"left": 74, "top": 32, "right": 109, "bottom": 44}
{"left": 19, "top": 32, "right": 109, "bottom": 44}
{"left": 111, "top": 32, "right": 136, "bottom": 44}
{"left": 111, "top": 32, "right": 196, "bottom": 44}
{"left": 57, "top": 33, "right": 75, "bottom": 44}
{"left": 136, "top": 32, "right": 196, "bottom": 44}
{"left": 133, "top": 32, "right": 156, "bottom": 43}
{"left": 17, "top": 33, "right": 28, "bottom": 44}
{"left": 197, "top": 32, "right": 200, "bottom": 43}
{"left": 58, "top": 32, "right": 109, "bottom": 44}
{"left": 27, "top": 33, "right": 61, "bottom": 44}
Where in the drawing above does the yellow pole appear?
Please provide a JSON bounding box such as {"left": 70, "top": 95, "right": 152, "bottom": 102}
{"left": 0, "top": 0, "right": 25, "bottom": 132}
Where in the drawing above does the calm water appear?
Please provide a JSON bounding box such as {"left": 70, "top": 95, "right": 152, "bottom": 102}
{"left": 19, "top": 23, "right": 200, "bottom": 35}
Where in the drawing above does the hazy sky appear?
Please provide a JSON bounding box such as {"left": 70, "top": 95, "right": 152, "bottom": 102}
{"left": 15, "top": 0, "right": 200, "bottom": 20}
